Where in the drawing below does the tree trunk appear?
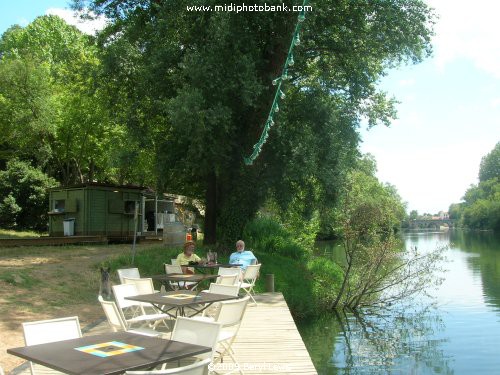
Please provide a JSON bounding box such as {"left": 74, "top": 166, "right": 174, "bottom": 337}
{"left": 203, "top": 170, "right": 217, "bottom": 245}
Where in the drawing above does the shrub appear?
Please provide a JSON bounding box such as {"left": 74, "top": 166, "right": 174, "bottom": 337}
{"left": 0, "top": 193, "right": 22, "bottom": 228}
{"left": 243, "top": 217, "right": 307, "bottom": 260}
{"left": 0, "top": 159, "right": 58, "bottom": 230}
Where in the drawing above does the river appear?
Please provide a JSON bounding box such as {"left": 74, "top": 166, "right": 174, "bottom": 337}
{"left": 299, "top": 230, "right": 500, "bottom": 374}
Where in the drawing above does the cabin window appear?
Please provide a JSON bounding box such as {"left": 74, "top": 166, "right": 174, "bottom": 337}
{"left": 54, "top": 200, "right": 65, "bottom": 212}
{"left": 124, "top": 201, "right": 136, "bottom": 214}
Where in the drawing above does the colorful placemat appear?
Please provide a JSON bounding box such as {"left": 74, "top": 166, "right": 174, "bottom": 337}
{"left": 164, "top": 293, "right": 195, "bottom": 299}
{"left": 75, "top": 341, "right": 144, "bottom": 358}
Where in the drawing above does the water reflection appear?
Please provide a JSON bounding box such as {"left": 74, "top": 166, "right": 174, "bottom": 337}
{"left": 301, "top": 231, "right": 500, "bottom": 374}
{"left": 450, "top": 231, "right": 500, "bottom": 310}
{"left": 300, "top": 306, "right": 452, "bottom": 375}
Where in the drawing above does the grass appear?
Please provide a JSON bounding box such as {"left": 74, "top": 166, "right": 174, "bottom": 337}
{"left": 0, "top": 269, "right": 39, "bottom": 288}
{"left": 0, "top": 228, "right": 44, "bottom": 239}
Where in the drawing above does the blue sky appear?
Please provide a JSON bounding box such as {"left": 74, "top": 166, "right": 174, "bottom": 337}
{"left": 1, "top": 1, "right": 498, "bottom": 214}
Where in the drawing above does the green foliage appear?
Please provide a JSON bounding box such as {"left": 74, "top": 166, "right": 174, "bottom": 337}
{"left": 330, "top": 155, "right": 414, "bottom": 310}
{"left": 0, "top": 159, "right": 58, "bottom": 230}
{"left": 243, "top": 217, "right": 309, "bottom": 260}
{"left": 253, "top": 251, "right": 319, "bottom": 318}
{"left": 0, "top": 194, "right": 21, "bottom": 228}
{"left": 460, "top": 179, "right": 500, "bottom": 231}
{"left": 479, "top": 142, "right": 500, "bottom": 182}
{"left": 450, "top": 142, "right": 500, "bottom": 231}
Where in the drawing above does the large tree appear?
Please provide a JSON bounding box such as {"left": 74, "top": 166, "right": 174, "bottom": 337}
{"left": 0, "top": 16, "right": 120, "bottom": 185}
{"left": 76, "top": 0, "right": 434, "bottom": 245}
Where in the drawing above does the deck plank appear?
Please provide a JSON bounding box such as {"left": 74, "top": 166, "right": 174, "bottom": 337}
{"left": 10, "top": 293, "right": 317, "bottom": 375}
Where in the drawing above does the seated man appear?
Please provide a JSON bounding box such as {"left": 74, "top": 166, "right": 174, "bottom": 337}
{"left": 229, "top": 240, "right": 257, "bottom": 270}
{"left": 176, "top": 241, "right": 201, "bottom": 274}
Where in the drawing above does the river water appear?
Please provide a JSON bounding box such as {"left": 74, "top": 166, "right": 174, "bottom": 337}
{"left": 299, "top": 230, "right": 500, "bottom": 374}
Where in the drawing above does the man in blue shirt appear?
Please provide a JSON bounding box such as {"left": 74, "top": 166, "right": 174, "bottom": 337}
{"left": 229, "top": 240, "right": 257, "bottom": 270}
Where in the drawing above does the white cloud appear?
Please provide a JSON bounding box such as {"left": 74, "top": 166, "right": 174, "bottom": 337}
{"left": 398, "top": 78, "right": 415, "bottom": 87}
{"left": 426, "top": 0, "right": 500, "bottom": 78}
{"left": 45, "top": 8, "right": 107, "bottom": 35}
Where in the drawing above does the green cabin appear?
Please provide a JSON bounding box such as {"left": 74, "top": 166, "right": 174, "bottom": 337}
{"left": 48, "top": 184, "right": 145, "bottom": 239}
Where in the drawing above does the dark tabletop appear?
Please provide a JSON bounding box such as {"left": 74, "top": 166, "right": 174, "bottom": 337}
{"left": 7, "top": 331, "right": 210, "bottom": 375}
{"left": 125, "top": 290, "right": 239, "bottom": 307}
{"left": 151, "top": 274, "right": 218, "bottom": 282}
{"left": 193, "top": 263, "right": 242, "bottom": 269}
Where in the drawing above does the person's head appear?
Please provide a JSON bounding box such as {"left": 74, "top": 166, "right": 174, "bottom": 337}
{"left": 183, "top": 241, "right": 195, "bottom": 255}
{"left": 235, "top": 240, "right": 245, "bottom": 253}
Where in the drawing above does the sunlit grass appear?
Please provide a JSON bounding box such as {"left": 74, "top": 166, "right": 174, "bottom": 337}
{"left": 0, "top": 228, "right": 45, "bottom": 239}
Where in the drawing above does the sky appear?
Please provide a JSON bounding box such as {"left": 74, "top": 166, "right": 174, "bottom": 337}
{"left": 0, "top": 1, "right": 498, "bottom": 214}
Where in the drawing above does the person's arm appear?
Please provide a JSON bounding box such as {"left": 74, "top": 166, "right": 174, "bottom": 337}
{"left": 194, "top": 254, "right": 201, "bottom": 262}
{"left": 252, "top": 252, "right": 258, "bottom": 265}
{"left": 229, "top": 252, "right": 237, "bottom": 264}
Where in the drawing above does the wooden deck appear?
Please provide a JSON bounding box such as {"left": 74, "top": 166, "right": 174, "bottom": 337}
{"left": 10, "top": 293, "right": 317, "bottom": 375}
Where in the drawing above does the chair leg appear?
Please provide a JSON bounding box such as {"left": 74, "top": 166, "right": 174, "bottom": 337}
{"left": 243, "top": 287, "right": 257, "bottom": 306}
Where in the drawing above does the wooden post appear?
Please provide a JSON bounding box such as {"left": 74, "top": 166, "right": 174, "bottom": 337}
{"left": 265, "top": 274, "right": 275, "bottom": 292}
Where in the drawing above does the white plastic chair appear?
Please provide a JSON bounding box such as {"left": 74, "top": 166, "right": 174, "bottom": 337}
{"left": 22, "top": 316, "right": 82, "bottom": 375}
{"left": 123, "top": 277, "right": 162, "bottom": 313}
{"left": 112, "top": 284, "right": 170, "bottom": 329}
{"left": 124, "top": 358, "right": 211, "bottom": 375}
{"left": 117, "top": 268, "right": 141, "bottom": 284}
{"left": 0, "top": 365, "right": 4, "bottom": 375}
{"left": 165, "top": 264, "right": 182, "bottom": 274}
{"left": 171, "top": 317, "right": 222, "bottom": 361}
{"left": 123, "top": 277, "right": 157, "bottom": 294}
{"left": 211, "top": 296, "right": 250, "bottom": 373}
{"left": 198, "top": 283, "right": 240, "bottom": 318}
{"left": 126, "top": 318, "right": 221, "bottom": 374}
{"left": 207, "top": 283, "right": 240, "bottom": 297}
{"left": 98, "top": 295, "right": 163, "bottom": 337}
{"left": 165, "top": 264, "right": 196, "bottom": 289}
{"left": 217, "top": 268, "right": 241, "bottom": 285}
{"left": 171, "top": 258, "right": 179, "bottom": 265}
{"left": 240, "top": 264, "right": 261, "bottom": 306}
{"left": 215, "top": 274, "right": 239, "bottom": 286}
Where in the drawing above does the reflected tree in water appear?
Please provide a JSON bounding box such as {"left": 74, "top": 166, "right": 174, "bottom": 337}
{"left": 332, "top": 306, "right": 454, "bottom": 375}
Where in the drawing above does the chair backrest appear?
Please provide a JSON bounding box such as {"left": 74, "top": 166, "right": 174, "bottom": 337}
{"left": 165, "top": 264, "right": 183, "bottom": 274}
{"left": 117, "top": 268, "right": 140, "bottom": 284}
{"left": 216, "top": 274, "right": 238, "bottom": 286}
{"left": 99, "top": 295, "right": 127, "bottom": 331}
{"left": 112, "top": 283, "right": 142, "bottom": 310}
{"left": 23, "top": 316, "right": 82, "bottom": 375}
{"left": 218, "top": 267, "right": 241, "bottom": 277}
{"left": 0, "top": 364, "right": 4, "bottom": 375}
{"left": 171, "top": 258, "right": 179, "bottom": 265}
{"left": 124, "top": 357, "right": 211, "bottom": 375}
{"left": 171, "top": 317, "right": 222, "bottom": 360}
{"left": 123, "top": 277, "right": 155, "bottom": 295}
{"left": 214, "top": 296, "right": 250, "bottom": 328}
{"left": 208, "top": 283, "right": 240, "bottom": 296}
{"left": 243, "top": 264, "right": 261, "bottom": 283}
{"left": 23, "top": 316, "right": 82, "bottom": 346}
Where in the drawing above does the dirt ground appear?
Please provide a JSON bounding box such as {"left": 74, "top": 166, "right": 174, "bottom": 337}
{"left": 0, "top": 243, "right": 157, "bottom": 373}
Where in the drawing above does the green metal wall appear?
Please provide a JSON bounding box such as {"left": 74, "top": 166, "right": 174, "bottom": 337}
{"left": 49, "top": 186, "right": 143, "bottom": 238}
